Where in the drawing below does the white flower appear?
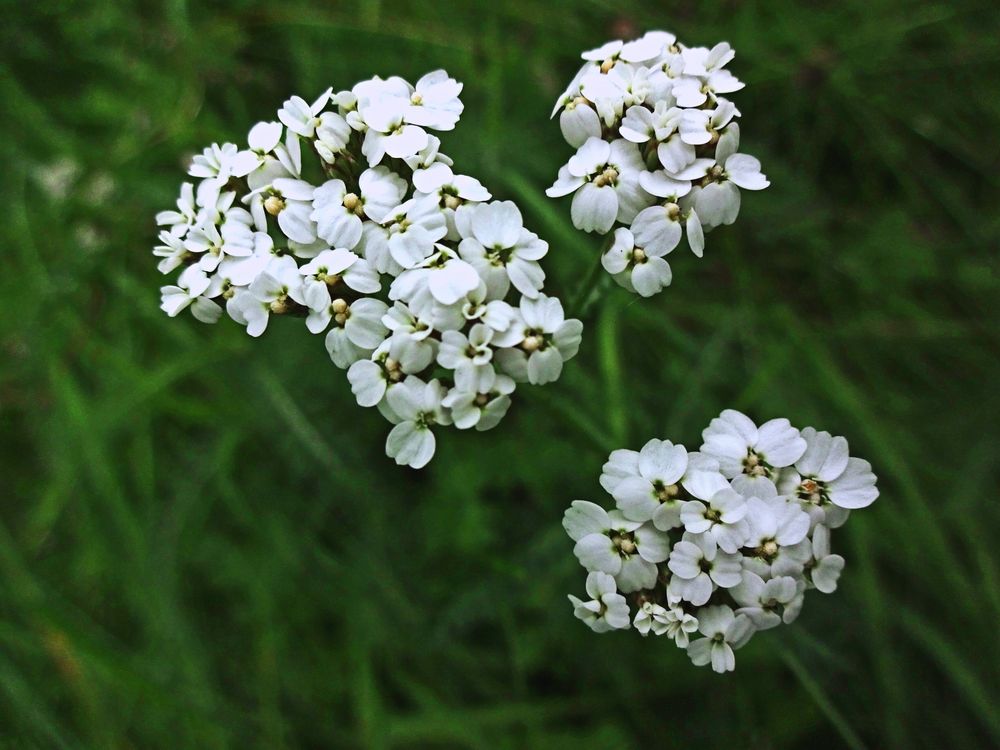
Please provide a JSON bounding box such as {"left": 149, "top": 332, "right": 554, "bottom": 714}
{"left": 456, "top": 284, "right": 515, "bottom": 331}
{"left": 777, "top": 427, "right": 879, "bottom": 525}
{"left": 237, "top": 121, "right": 285, "bottom": 180}
{"left": 418, "top": 279, "right": 514, "bottom": 333}
{"left": 314, "top": 112, "right": 352, "bottom": 163}
{"left": 153, "top": 230, "right": 188, "bottom": 274}
{"left": 384, "top": 376, "right": 451, "bottom": 469}
{"left": 245, "top": 128, "right": 301, "bottom": 190}
{"left": 156, "top": 182, "right": 197, "bottom": 237}
{"left": 413, "top": 163, "right": 491, "bottom": 240}
{"left": 546, "top": 137, "right": 651, "bottom": 233}
{"left": 689, "top": 124, "right": 769, "bottom": 229}
{"left": 382, "top": 196, "right": 448, "bottom": 269}
{"left": 580, "top": 31, "right": 673, "bottom": 66}
{"left": 392, "top": 246, "right": 481, "bottom": 309}
{"left": 630, "top": 198, "right": 703, "bottom": 258}
{"left": 559, "top": 97, "right": 601, "bottom": 148}
{"left": 226, "top": 255, "right": 306, "bottom": 337}
{"left": 323, "top": 296, "right": 389, "bottom": 353}
{"left": 680, "top": 486, "right": 750, "bottom": 553}
{"left": 350, "top": 75, "right": 411, "bottom": 116}
{"left": 701, "top": 409, "right": 807, "bottom": 480}
{"left": 549, "top": 32, "right": 767, "bottom": 295}
{"left": 277, "top": 89, "right": 332, "bottom": 138}
{"left": 383, "top": 303, "right": 438, "bottom": 373}
{"left": 742, "top": 487, "right": 812, "bottom": 579}
{"left": 620, "top": 101, "right": 701, "bottom": 178}
{"left": 667, "top": 532, "right": 742, "bottom": 605}
{"left": 580, "top": 64, "right": 654, "bottom": 126}
{"left": 301, "top": 248, "right": 380, "bottom": 302}
{"left": 686, "top": 605, "right": 754, "bottom": 673}
{"left": 679, "top": 99, "right": 738, "bottom": 146}
{"left": 569, "top": 572, "right": 631, "bottom": 633}
{"left": 662, "top": 605, "right": 699, "bottom": 647}
{"left": 441, "top": 375, "right": 515, "bottom": 431}
{"left": 217, "top": 231, "right": 275, "bottom": 287}
{"left": 226, "top": 289, "right": 270, "bottom": 337}
{"left": 602, "top": 226, "right": 672, "bottom": 297}
{"left": 609, "top": 440, "right": 726, "bottom": 531}
{"left": 807, "top": 524, "right": 845, "bottom": 594}
{"left": 563, "top": 501, "right": 671, "bottom": 593}
{"left": 404, "top": 134, "right": 453, "bottom": 173}
{"left": 258, "top": 177, "right": 317, "bottom": 244}
{"left": 299, "top": 251, "right": 380, "bottom": 334}
{"left": 361, "top": 100, "right": 430, "bottom": 166}
{"left": 189, "top": 142, "right": 255, "bottom": 182}
{"left": 732, "top": 571, "right": 799, "bottom": 630}
{"left": 311, "top": 168, "right": 407, "bottom": 249}
{"left": 437, "top": 323, "right": 496, "bottom": 392}
{"left": 404, "top": 70, "right": 464, "bottom": 130}
{"left": 633, "top": 601, "right": 671, "bottom": 636}
{"left": 346, "top": 349, "right": 398, "bottom": 406}
{"left": 492, "top": 295, "right": 583, "bottom": 385}
{"left": 681, "top": 42, "right": 736, "bottom": 78}
{"left": 456, "top": 201, "right": 548, "bottom": 298}
{"left": 160, "top": 265, "right": 211, "bottom": 317}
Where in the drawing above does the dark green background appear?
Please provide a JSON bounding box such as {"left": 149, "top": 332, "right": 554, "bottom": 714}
{"left": 2, "top": 1, "right": 998, "bottom": 747}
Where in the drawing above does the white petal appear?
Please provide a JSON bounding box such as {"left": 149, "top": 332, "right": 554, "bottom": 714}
{"left": 346, "top": 359, "right": 387, "bottom": 406}
{"left": 385, "top": 421, "right": 436, "bottom": 469}
{"left": 828, "top": 458, "right": 879, "bottom": 509}
{"left": 574, "top": 533, "right": 621, "bottom": 575}
{"left": 631, "top": 258, "right": 671, "bottom": 297}
{"left": 526, "top": 347, "right": 564, "bottom": 385}
{"left": 726, "top": 153, "right": 769, "bottom": 190}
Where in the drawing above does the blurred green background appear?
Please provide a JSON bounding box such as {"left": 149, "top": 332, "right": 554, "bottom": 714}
{"left": 2, "top": 0, "right": 999, "bottom": 747}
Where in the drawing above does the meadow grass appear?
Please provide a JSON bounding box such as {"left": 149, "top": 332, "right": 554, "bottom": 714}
{"left": 1, "top": 1, "right": 998, "bottom": 747}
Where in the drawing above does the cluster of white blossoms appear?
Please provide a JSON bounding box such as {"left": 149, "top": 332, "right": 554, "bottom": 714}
{"left": 563, "top": 409, "right": 879, "bottom": 672}
{"left": 547, "top": 30, "right": 770, "bottom": 298}
{"left": 154, "top": 70, "right": 582, "bottom": 469}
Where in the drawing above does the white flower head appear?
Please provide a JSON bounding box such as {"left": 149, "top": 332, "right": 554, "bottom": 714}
{"left": 156, "top": 69, "right": 581, "bottom": 470}
{"left": 549, "top": 30, "right": 768, "bottom": 293}
{"left": 564, "top": 410, "right": 877, "bottom": 672}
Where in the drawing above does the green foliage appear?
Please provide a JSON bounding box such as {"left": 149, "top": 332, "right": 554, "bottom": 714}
{"left": 1, "top": 0, "right": 999, "bottom": 747}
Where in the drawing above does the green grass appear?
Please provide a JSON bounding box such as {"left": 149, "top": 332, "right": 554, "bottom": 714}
{"left": 2, "top": 0, "right": 999, "bottom": 747}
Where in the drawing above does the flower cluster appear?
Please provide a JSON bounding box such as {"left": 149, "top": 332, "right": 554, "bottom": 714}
{"left": 154, "top": 71, "right": 582, "bottom": 469}
{"left": 563, "top": 409, "right": 878, "bottom": 672}
{"left": 547, "top": 30, "right": 769, "bottom": 298}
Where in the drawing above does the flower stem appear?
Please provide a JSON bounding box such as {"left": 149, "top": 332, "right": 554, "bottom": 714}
{"left": 568, "top": 233, "right": 614, "bottom": 318}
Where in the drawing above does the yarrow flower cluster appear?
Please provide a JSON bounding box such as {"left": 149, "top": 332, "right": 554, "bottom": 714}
{"left": 563, "top": 409, "right": 878, "bottom": 672}
{"left": 547, "top": 30, "right": 770, "bottom": 298}
{"left": 154, "top": 70, "right": 582, "bottom": 469}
